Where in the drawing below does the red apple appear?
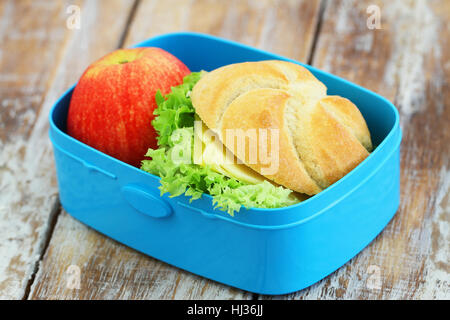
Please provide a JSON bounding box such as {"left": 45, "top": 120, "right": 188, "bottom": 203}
{"left": 67, "top": 47, "right": 190, "bottom": 166}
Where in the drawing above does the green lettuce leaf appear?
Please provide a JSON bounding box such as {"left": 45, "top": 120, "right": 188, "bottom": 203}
{"left": 141, "top": 72, "right": 300, "bottom": 215}
{"left": 151, "top": 72, "right": 201, "bottom": 148}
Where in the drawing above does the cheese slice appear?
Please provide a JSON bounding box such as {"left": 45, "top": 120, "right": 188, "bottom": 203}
{"left": 194, "top": 116, "right": 265, "bottom": 184}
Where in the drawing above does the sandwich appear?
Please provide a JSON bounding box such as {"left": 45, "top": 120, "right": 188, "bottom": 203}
{"left": 141, "top": 60, "right": 373, "bottom": 215}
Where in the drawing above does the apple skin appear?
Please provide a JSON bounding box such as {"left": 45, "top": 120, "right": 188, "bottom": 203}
{"left": 67, "top": 47, "right": 190, "bottom": 167}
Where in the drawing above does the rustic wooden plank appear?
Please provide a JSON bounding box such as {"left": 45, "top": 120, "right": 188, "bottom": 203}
{"left": 0, "top": 0, "right": 78, "bottom": 299}
{"left": 30, "top": 211, "right": 250, "bottom": 299}
{"left": 28, "top": 0, "right": 323, "bottom": 299}
{"left": 261, "top": 0, "right": 449, "bottom": 299}
{"left": 125, "top": 0, "right": 322, "bottom": 62}
{"left": 0, "top": 0, "right": 137, "bottom": 299}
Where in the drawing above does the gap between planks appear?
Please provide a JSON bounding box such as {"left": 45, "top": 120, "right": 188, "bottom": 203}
{"left": 117, "top": 0, "right": 142, "bottom": 49}
{"left": 22, "top": 202, "right": 61, "bottom": 300}
{"left": 307, "top": 0, "right": 327, "bottom": 65}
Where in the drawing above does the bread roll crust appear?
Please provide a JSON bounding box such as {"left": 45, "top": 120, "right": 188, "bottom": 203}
{"left": 191, "top": 60, "right": 373, "bottom": 195}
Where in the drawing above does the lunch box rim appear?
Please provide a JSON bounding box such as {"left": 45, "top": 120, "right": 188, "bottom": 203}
{"left": 49, "top": 31, "right": 401, "bottom": 223}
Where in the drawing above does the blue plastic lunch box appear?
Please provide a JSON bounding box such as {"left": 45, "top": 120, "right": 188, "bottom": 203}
{"left": 49, "top": 32, "right": 402, "bottom": 295}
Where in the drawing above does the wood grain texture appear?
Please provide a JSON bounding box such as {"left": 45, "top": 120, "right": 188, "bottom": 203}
{"left": 125, "top": 0, "right": 322, "bottom": 62}
{"left": 29, "top": 211, "right": 251, "bottom": 300}
{"left": 0, "top": 0, "right": 136, "bottom": 299}
{"left": 26, "top": 0, "right": 323, "bottom": 300}
{"left": 261, "top": 0, "right": 449, "bottom": 300}
{"left": 0, "top": 0, "right": 77, "bottom": 299}
{"left": 4, "top": 0, "right": 448, "bottom": 300}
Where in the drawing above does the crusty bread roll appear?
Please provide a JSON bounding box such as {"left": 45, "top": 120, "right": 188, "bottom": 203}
{"left": 191, "top": 60, "right": 373, "bottom": 195}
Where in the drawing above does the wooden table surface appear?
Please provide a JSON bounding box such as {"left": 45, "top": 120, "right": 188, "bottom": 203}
{"left": 0, "top": 0, "right": 448, "bottom": 300}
